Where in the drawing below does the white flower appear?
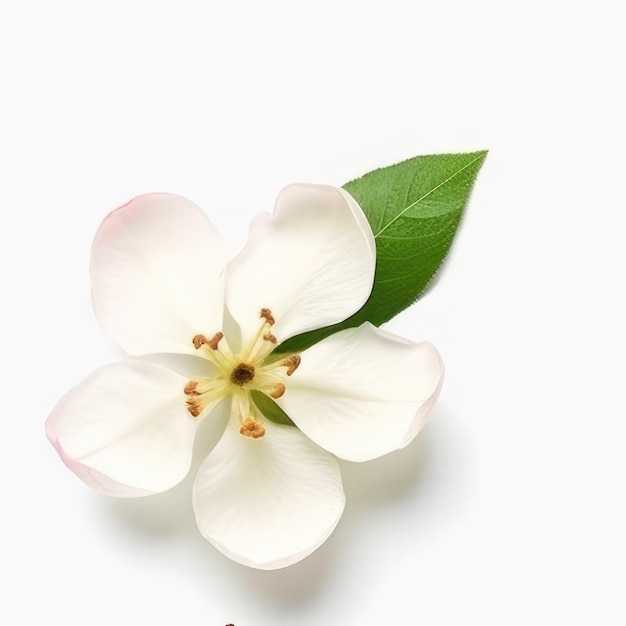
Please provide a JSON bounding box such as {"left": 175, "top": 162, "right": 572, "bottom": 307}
{"left": 46, "top": 185, "right": 444, "bottom": 569}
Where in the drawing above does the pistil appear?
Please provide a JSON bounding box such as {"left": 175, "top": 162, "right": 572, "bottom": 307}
{"left": 230, "top": 363, "right": 255, "bottom": 386}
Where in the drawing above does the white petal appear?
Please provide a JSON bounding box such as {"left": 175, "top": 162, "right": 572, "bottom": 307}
{"left": 193, "top": 419, "right": 345, "bottom": 569}
{"left": 277, "top": 323, "right": 444, "bottom": 462}
{"left": 225, "top": 184, "right": 375, "bottom": 344}
{"left": 46, "top": 360, "right": 201, "bottom": 496}
{"left": 91, "top": 193, "right": 227, "bottom": 356}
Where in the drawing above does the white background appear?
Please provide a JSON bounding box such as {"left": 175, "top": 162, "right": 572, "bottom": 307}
{"left": 2, "top": 1, "right": 624, "bottom": 624}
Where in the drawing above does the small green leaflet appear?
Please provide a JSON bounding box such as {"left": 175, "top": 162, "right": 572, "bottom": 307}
{"left": 250, "top": 389, "right": 295, "bottom": 426}
{"left": 277, "top": 150, "right": 487, "bottom": 354}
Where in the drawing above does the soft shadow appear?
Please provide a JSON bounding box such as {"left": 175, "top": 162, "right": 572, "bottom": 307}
{"left": 88, "top": 404, "right": 461, "bottom": 610}
{"left": 224, "top": 415, "right": 444, "bottom": 609}
{"left": 199, "top": 530, "right": 344, "bottom": 610}
{"left": 340, "top": 424, "right": 433, "bottom": 508}
{"left": 237, "top": 523, "right": 345, "bottom": 605}
{"left": 90, "top": 472, "right": 197, "bottom": 537}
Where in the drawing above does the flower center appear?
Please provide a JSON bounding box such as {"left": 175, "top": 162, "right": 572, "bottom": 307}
{"left": 183, "top": 308, "right": 301, "bottom": 439}
{"left": 230, "top": 363, "right": 255, "bottom": 386}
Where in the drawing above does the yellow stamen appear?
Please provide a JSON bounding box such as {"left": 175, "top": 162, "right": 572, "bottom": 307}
{"left": 239, "top": 417, "right": 266, "bottom": 439}
{"left": 186, "top": 398, "right": 202, "bottom": 417}
{"left": 184, "top": 380, "right": 199, "bottom": 396}
{"left": 269, "top": 382, "right": 286, "bottom": 398}
{"left": 207, "top": 332, "right": 224, "bottom": 350}
{"left": 242, "top": 308, "right": 278, "bottom": 362}
{"left": 192, "top": 332, "right": 224, "bottom": 350}
{"left": 260, "top": 308, "right": 275, "bottom": 325}
{"left": 192, "top": 334, "right": 208, "bottom": 349}
{"left": 283, "top": 354, "right": 301, "bottom": 376}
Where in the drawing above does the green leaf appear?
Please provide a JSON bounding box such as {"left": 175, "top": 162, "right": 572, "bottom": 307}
{"left": 277, "top": 150, "right": 487, "bottom": 354}
{"left": 250, "top": 389, "right": 295, "bottom": 426}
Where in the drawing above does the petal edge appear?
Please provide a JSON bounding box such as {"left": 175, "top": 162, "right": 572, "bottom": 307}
{"left": 225, "top": 184, "right": 376, "bottom": 345}
{"left": 278, "top": 323, "right": 444, "bottom": 462}
{"left": 193, "top": 418, "right": 345, "bottom": 569}
{"left": 91, "top": 193, "right": 227, "bottom": 356}
{"left": 46, "top": 360, "right": 199, "bottom": 495}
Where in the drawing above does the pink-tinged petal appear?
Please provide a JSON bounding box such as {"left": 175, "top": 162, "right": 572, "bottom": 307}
{"left": 46, "top": 360, "right": 202, "bottom": 496}
{"left": 193, "top": 419, "right": 345, "bottom": 569}
{"left": 277, "top": 323, "right": 444, "bottom": 462}
{"left": 225, "top": 184, "right": 375, "bottom": 344}
{"left": 91, "top": 193, "right": 227, "bottom": 356}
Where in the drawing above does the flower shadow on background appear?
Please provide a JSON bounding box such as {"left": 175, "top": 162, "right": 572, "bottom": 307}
{"left": 90, "top": 411, "right": 439, "bottom": 605}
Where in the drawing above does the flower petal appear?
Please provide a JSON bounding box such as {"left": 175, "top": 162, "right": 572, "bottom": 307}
{"left": 277, "top": 323, "right": 444, "bottom": 462}
{"left": 193, "top": 418, "right": 345, "bottom": 569}
{"left": 91, "top": 193, "right": 227, "bottom": 356}
{"left": 46, "top": 360, "right": 200, "bottom": 496}
{"left": 225, "top": 184, "right": 375, "bottom": 344}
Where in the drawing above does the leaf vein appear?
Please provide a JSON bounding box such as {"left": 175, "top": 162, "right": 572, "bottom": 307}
{"left": 373, "top": 154, "right": 484, "bottom": 239}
